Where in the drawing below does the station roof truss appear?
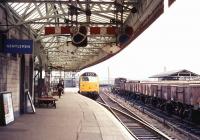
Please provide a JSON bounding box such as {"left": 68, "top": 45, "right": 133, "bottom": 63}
{"left": 4, "top": 0, "right": 166, "bottom": 71}
{"left": 149, "top": 69, "right": 200, "bottom": 81}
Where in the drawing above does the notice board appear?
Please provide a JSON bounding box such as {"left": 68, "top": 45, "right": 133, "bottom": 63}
{"left": 0, "top": 92, "right": 14, "bottom": 126}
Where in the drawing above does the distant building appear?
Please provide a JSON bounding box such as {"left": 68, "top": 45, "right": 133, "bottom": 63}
{"left": 149, "top": 69, "right": 200, "bottom": 81}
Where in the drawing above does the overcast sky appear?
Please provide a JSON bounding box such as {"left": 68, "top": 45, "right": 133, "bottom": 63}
{"left": 78, "top": 0, "right": 200, "bottom": 82}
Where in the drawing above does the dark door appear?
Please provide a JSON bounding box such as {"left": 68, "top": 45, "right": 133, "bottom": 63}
{"left": 29, "top": 57, "right": 33, "bottom": 96}
{"left": 20, "top": 55, "right": 25, "bottom": 114}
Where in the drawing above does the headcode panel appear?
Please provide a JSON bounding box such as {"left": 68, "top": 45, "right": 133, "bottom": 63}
{"left": 82, "top": 72, "right": 97, "bottom": 77}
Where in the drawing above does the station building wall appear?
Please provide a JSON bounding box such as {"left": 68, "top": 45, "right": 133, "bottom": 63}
{"left": 0, "top": 5, "right": 34, "bottom": 117}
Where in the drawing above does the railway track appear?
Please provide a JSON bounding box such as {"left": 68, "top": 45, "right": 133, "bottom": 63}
{"left": 130, "top": 99, "right": 200, "bottom": 139}
{"left": 97, "top": 91, "right": 173, "bottom": 140}
{"left": 98, "top": 87, "right": 200, "bottom": 140}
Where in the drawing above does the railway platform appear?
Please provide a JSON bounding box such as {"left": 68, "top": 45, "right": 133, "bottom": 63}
{"left": 0, "top": 88, "right": 134, "bottom": 140}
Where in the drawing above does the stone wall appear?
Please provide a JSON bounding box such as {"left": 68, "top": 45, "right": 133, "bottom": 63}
{"left": 0, "top": 4, "right": 33, "bottom": 117}
{"left": 6, "top": 56, "right": 20, "bottom": 117}
{"left": 0, "top": 55, "right": 7, "bottom": 91}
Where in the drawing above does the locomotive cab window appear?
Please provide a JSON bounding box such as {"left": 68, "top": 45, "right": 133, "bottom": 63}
{"left": 82, "top": 77, "right": 89, "bottom": 81}
{"left": 82, "top": 76, "right": 98, "bottom": 82}
{"left": 88, "top": 77, "right": 98, "bottom": 82}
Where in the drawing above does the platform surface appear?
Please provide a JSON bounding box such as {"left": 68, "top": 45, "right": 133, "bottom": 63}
{"left": 0, "top": 88, "right": 135, "bottom": 140}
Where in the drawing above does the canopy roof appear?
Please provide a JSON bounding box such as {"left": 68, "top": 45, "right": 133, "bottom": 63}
{"left": 4, "top": 0, "right": 165, "bottom": 71}
{"left": 150, "top": 69, "right": 199, "bottom": 78}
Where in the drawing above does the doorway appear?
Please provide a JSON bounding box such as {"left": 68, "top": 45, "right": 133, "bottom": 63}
{"left": 20, "top": 55, "right": 25, "bottom": 114}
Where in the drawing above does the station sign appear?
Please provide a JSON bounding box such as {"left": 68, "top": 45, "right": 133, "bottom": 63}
{"left": 4, "top": 39, "right": 33, "bottom": 54}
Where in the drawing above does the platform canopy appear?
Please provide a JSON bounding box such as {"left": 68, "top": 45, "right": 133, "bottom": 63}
{"left": 4, "top": 0, "right": 168, "bottom": 71}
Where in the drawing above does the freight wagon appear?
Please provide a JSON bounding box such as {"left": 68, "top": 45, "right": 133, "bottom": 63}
{"left": 112, "top": 80, "right": 200, "bottom": 124}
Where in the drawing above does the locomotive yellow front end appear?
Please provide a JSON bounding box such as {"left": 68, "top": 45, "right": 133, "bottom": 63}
{"left": 79, "top": 72, "right": 99, "bottom": 100}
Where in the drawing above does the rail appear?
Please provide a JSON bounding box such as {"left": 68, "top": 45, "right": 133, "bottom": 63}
{"left": 97, "top": 92, "right": 173, "bottom": 140}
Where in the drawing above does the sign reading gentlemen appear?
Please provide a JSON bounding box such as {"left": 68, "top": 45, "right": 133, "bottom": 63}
{"left": 4, "top": 39, "right": 33, "bottom": 54}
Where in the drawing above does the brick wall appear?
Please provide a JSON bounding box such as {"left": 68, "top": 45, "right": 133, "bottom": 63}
{"left": 0, "top": 54, "right": 20, "bottom": 117}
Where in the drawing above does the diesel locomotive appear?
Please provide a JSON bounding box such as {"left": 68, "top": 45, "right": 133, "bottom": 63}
{"left": 79, "top": 72, "right": 99, "bottom": 100}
